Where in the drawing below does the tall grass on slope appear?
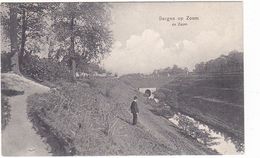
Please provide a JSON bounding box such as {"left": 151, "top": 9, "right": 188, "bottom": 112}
{"left": 27, "top": 81, "right": 122, "bottom": 155}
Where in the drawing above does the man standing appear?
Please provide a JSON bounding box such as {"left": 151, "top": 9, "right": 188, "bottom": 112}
{"left": 130, "top": 96, "right": 139, "bottom": 125}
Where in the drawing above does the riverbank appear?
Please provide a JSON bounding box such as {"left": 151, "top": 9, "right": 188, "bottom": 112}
{"left": 152, "top": 73, "right": 244, "bottom": 154}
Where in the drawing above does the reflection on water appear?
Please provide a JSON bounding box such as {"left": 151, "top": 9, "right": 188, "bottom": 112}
{"left": 169, "top": 113, "right": 244, "bottom": 154}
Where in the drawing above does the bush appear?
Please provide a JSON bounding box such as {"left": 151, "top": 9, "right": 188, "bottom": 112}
{"left": 1, "top": 51, "right": 12, "bottom": 73}
{"left": 21, "top": 55, "right": 71, "bottom": 82}
{"left": 154, "top": 91, "right": 166, "bottom": 100}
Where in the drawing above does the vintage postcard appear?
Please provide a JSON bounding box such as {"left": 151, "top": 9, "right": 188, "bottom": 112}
{"left": 1, "top": 1, "right": 244, "bottom": 156}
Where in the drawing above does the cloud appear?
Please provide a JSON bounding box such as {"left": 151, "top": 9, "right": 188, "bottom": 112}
{"left": 102, "top": 29, "right": 177, "bottom": 75}
{"left": 102, "top": 28, "right": 242, "bottom": 75}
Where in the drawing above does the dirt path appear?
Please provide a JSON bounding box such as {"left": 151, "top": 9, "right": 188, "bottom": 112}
{"left": 1, "top": 73, "right": 51, "bottom": 156}
{"left": 109, "top": 80, "right": 209, "bottom": 155}
{"left": 112, "top": 101, "right": 207, "bottom": 155}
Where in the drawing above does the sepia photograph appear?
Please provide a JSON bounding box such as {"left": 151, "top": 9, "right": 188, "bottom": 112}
{"left": 1, "top": 1, "right": 244, "bottom": 156}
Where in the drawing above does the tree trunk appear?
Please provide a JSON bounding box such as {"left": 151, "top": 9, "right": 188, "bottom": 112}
{"left": 70, "top": 16, "right": 76, "bottom": 81}
{"left": 19, "top": 9, "right": 27, "bottom": 70}
{"left": 9, "top": 4, "right": 20, "bottom": 74}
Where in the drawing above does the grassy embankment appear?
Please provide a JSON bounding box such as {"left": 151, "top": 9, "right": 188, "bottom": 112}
{"left": 27, "top": 76, "right": 207, "bottom": 155}
{"left": 27, "top": 77, "right": 121, "bottom": 155}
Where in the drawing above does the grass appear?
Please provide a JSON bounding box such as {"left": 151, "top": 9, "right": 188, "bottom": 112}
{"left": 27, "top": 79, "right": 122, "bottom": 155}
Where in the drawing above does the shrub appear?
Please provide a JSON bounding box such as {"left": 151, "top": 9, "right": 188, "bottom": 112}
{"left": 1, "top": 51, "right": 12, "bottom": 73}
{"left": 21, "top": 55, "right": 71, "bottom": 82}
{"left": 154, "top": 91, "right": 166, "bottom": 100}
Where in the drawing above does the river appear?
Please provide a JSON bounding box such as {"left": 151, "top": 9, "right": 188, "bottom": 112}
{"left": 150, "top": 95, "right": 244, "bottom": 155}
{"left": 168, "top": 112, "right": 244, "bottom": 154}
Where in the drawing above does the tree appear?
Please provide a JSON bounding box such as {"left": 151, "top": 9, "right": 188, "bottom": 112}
{"left": 183, "top": 67, "right": 189, "bottom": 75}
{"left": 194, "top": 62, "right": 205, "bottom": 74}
{"left": 52, "top": 3, "right": 113, "bottom": 81}
{"left": 193, "top": 51, "right": 243, "bottom": 74}
{"left": 9, "top": 4, "right": 20, "bottom": 74}
{"left": 1, "top": 4, "right": 20, "bottom": 74}
{"left": 16, "top": 3, "right": 48, "bottom": 68}
{"left": 1, "top": 3, "right": 49, "bottom": 73}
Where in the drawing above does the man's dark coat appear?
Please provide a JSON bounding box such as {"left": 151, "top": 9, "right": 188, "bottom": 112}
{"left": 130, "top": 101, "right": 139, "bottom": 114}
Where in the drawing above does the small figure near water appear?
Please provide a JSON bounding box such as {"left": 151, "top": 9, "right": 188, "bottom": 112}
{"left": 130, "top": 96, "right": 139, "bottom": 125}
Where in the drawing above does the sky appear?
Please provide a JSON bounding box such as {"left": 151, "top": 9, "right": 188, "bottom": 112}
{"left": 101, "top": 2, "right": 243, "bottom": 75}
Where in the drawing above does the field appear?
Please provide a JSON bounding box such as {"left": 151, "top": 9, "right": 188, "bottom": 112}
{"left": 155, "top": 73, "right": 244, "bottom": 141}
